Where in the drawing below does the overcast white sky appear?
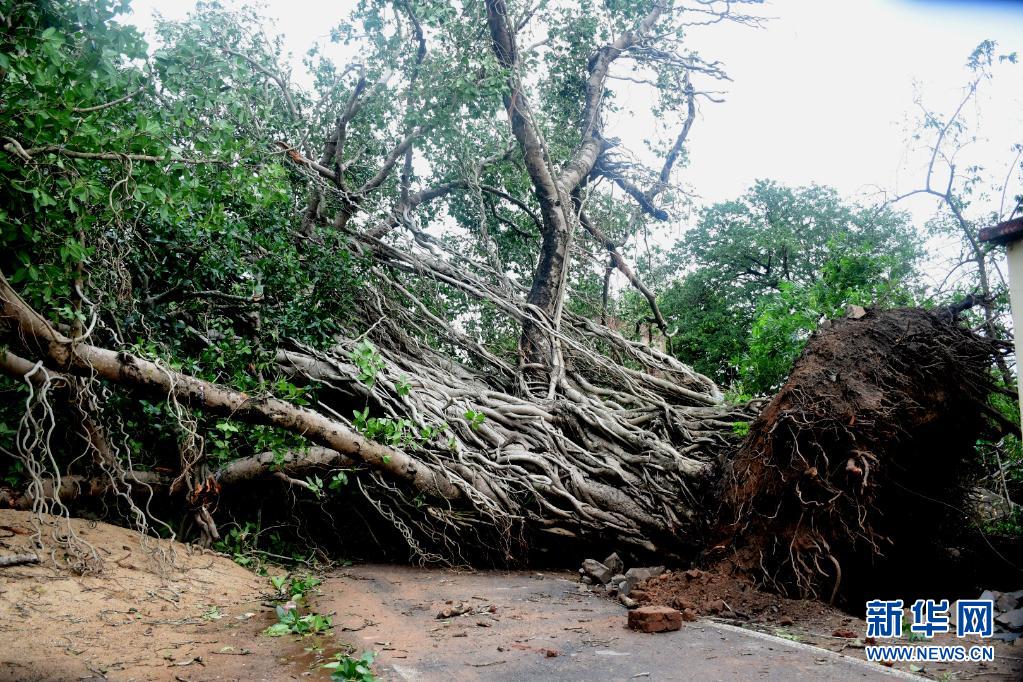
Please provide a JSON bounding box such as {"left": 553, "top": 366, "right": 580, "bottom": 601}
{"left": 127, "top": 0, "right": 1023, "bottom": 253}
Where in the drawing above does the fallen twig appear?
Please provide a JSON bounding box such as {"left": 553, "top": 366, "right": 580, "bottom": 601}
{"left": 0, "top": 553, "right": 39, "bottom": 567}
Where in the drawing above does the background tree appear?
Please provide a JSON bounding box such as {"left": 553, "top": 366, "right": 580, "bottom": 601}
{"left": 891, "top": 40, "right": 1022, "bottom": 532}
{"left": 654, "top": 181, "right": 923, "bottom": 389}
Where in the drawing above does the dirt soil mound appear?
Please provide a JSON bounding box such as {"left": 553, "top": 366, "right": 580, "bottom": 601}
{"left": 721, "top": 307, "right": 1006, "bottom": 604}
{"left": 0, "top": 510, "right": 314, "bottom": 681}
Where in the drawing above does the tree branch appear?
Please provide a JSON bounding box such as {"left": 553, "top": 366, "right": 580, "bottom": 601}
{"left": 574, "top": 195, "right": 670, "bottom": 335}
{"left": 3, "top": 139, "right": 222, "bottom": 165}
{"left": 0, "top": 273, "right": 462, "bottom": 500}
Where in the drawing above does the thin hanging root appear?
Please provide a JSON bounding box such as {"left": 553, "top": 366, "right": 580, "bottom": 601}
{"left": 153, "top": 359, "right": 205, "bottom": 497}
{"left": 11, "top": 361, "right": 101, "bottom": 573}
{"left": 1, "top": 349, "right": 178, "bottom": 574}
{"left": 357, "top": 476, "right": 448, "bottom": 566}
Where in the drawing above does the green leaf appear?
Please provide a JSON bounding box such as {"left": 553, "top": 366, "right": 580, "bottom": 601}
{"left": 264, "top": 623, "right": 292, "bottom": 637}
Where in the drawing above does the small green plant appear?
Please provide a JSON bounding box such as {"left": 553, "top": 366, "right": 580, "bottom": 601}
{"left": 731, "top": 421, "right": 751, "bottom": 438}
{"left": 323, "top": 650, "right": 376, "bottom": 682}
{"left": 353, "top": 409, "right": 447, "bottom": 451}
{"left": 209, "top": 420, "right": 240, "bottom": 465}
{"left": 270, "top": 575, "right": 288, "bottom": 593}
{"left": 275, "top": 378, "right": 310, "bottom": 405}
{"left": 201, "top": 605, "right": 224, "bottom": 621}
{"left": 270, "top": 574, "right": 322, "bottom": 605}
{"left": 902, "top": 620, "right": 925, "bottom": 642}
{"left": 463, "top": 409, "right": 486, "bottom": 430}
{"left": 351, "top": 341, "right": 385, "bottom": 387}
{"left": 2, "top": 459, "right": 26, "bottom": 487}
{"left": 772, "top": 628, "right": 802, "bottom": 642}
{"left": 265, "top": 604, "right": 332, "bottom": 637}
{"left": 214, "top": 522, "right": 257, "bottom": 566}
{"left": 305, "top": 474, "right": 325, "bottom": 498}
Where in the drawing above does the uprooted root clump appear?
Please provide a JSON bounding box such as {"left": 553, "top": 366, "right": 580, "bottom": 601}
{"left": 721, "top": 307, "right": 1007, "bottom": 604}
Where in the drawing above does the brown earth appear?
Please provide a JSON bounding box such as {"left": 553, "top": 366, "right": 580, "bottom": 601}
{"left": 722, "top": 307, "right": 1008, "bottom": 605}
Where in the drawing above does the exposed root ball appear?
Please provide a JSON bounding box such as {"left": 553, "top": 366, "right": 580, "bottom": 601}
{"left": 721, "top": 307, "right": 1006, "bottom": 604}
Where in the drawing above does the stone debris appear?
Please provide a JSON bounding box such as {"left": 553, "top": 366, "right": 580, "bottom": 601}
{"left": 979, "top": 588, "right": 1023, "bottom": 640}
{"left": 628, "top": 605, "right": 682, "bottom": 633}
{"left": 579, "top": 555, "right": 668, "bottom": 597}
{"left": 604, "top": 552, "right": 625, "bottom": 576}
{"left": 995, "top": 608, "right": 1023, "bottom": 632}
{"left": 581, "top": 559, "right": 613, "bottom": 584}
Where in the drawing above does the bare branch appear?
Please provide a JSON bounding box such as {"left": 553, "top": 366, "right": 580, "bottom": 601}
{"left": 71, "top": 85, "right": 147, "bottom": 114}
{"left": 3, "top": 139, "right": 222, "bottom": 165}
{"left": 574, "top": 195, "right": 670, "bottom": 334}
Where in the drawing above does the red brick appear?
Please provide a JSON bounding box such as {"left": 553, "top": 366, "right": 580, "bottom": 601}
{"left": 628, "top": 605, "right": 682, "bottom": 633}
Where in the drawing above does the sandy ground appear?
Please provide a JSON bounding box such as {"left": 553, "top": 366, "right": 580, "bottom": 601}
{"left": 0, "top": 510, "right": 318, "bottom": 681}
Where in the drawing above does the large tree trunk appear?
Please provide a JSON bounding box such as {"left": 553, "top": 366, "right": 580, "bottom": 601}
{"left": 485, "top": 0, "right": 662, "bottom": 394}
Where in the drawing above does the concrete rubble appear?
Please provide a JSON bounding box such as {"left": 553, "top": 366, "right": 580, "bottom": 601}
{"left": 979, "top": 588, "right": 1023, "bottom": 642}
{"left": 579, "top": 553, "right": 666, "bottom": 602}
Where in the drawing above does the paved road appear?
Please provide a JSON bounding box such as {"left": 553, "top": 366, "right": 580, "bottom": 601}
{"left": 318, "top": 565, "right": 919, "bottom": 681}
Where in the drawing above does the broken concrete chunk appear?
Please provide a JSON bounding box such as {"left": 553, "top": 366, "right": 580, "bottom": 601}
{"left": 582, "top": 559, "right": 612, "bottom": 584}
{"left": 603, "top": 552, "right": 624, "bottom": 575}
{"left": 845, "top": 304, "right": 867, "bottom": 319}
{"left": 999, "top": 589, "right": 1023, "bottom": 611}
{"left": 580, "top": 575, "right": 593, "bottom": 585}
{"left": 628, "top": 605, "right": 682, "bottom": 633}
{"left": 995, "top": 592, "right": 1018, "bottom": 613}
{"left": 624, "top": 566, "right": 665, "bottom": 583}
{"left": 995, "top": 607, "right": 1023, "bottom": 632}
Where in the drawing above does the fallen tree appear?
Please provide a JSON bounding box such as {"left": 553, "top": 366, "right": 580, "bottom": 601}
{"left": 0, "top": 263, "right": 756, "bottom": 563}
{"left": 0, "top": 1, "right": 1014, "bottom": 599}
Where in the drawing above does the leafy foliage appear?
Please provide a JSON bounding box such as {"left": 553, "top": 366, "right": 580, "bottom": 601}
{"left": 736, "top": 244, "right": 921, "bottom": 394}
{"left": 657, "top": 181, "right": 923, "bottom": 391}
